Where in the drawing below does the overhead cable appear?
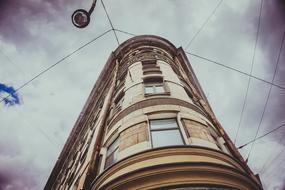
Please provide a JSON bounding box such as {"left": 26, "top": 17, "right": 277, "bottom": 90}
{"left": 185, "top": 0, "right": 223, "bottom": 50}
{"left": 0, "top": 29, "right": 112, "bottom": 104}
{"left": 185, "top": 52, "right": 285, "bottom": 91}
{"left": 114, "top": 28, "right": 285, "bottom": 91}
{"left": 238, "top": 123, "right": 285, "bottom": 149}
{"left": 246, "top": 30, "right": 285, "bottom": 162}
{"left": 114, "top": 29, "right": 136, "bottom": 37}
{"left": 260, "top": 140, "right": 285, "bottom": 174}
{"left": 101, "top": 0, "right": 120, "bottom": 45}
{"left": 234, "top": 0, "right": 264, "bottom": 146}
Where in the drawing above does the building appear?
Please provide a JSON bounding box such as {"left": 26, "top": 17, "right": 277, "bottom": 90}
{"left": 45, "top": 35, "right": 263, "bottom": 190}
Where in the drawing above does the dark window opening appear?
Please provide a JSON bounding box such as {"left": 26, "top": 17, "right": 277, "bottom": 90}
{"left": 143, "top": 69, "right": 162, "bottom": 75}
{"left": 143, "top": 76, "right": 163, "bottom": 83}
{"left": 142, "top": 60, "right": 158, "bottom": 70}
{"left": 80, "top": 146, "right": 88, "bottom": 163}
{"left": 105, "top": 137, "right": 119, "bottom": 168}
{"left": 113, "top": 91, "right": 124, "bottom": 114}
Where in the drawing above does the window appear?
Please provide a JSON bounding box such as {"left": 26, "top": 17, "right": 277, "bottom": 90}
{"left": 80, "top": 145, "right": 89, "bottom": 163}
{"left": 143, "top": 69, "right": 162, "bottom": 75}
{"left": 67, "top": 172, "right": 75, "bottom": 186}
{"left": 145, "top": 83, "right": 165, "bottom": 94}
{"left": 90, "top": 109, "right": 101, "bottom": 129}
{"left": 150, "top": 119, "right": 184, "bottom": 148}
{"left": 116, "top": 96, "right": 124, "bottom": 109}
{"left": 142, "top": 60, "right": 157, "bottom": 69}
{"left": 143, "top": 75, "right": 167, "bottom": 95}
{"left": 113, "top": 91, "right": 124, "bottom": 114}
{"left": 105, "top": 137, "right": 119, "bottom": 168}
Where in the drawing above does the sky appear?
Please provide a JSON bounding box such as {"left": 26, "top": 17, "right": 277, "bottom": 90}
{"left": 0, "top": 0, "right": 284, "bottom": 189}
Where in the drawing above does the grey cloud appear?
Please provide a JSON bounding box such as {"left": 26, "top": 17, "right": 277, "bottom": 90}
{"left": 0, "top": 0, "right": 80, "bottom": 46}
{"left": 1, "top": 0, "right": 285, "bottom": 189}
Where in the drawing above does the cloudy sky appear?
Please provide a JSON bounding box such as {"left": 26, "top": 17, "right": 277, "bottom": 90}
{"left": 0, "top": 0, "right": 284, "bottom": 189}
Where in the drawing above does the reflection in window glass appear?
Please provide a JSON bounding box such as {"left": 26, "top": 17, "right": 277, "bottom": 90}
{"left": 105, "top": 138, "right": 119, "bottom": 168}
{"left": 156, "top": 85, "right": 165, "bottom": 93}
{"left": 152, "top": 130, "right": 184, "bottom": 148}
{"left": 150, "top": 119, "right": 178, "bottom": 130}
{"left": 150, "top": 119, "right": 184, "bottom": 148}
{"left": 145, "top": 84, "right": 165, "bottom": 94}
{"left": 145, "top": 86, "right": 154, "bottom": 94}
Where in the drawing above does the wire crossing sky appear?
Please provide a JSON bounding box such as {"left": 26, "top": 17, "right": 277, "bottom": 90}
{"left": 0, "top": 0, "right": 284, "bottom": 189}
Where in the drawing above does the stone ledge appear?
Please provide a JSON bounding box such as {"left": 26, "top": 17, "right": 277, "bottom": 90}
{"left": 91, "top": 146, "right": 261, "bottom": 190}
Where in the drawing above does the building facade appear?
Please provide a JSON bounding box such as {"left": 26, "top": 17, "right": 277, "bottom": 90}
{"left": 45, "top": 35, "right": 263, "bottom": 190}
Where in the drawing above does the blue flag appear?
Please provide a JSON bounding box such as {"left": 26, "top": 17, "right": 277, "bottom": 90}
{"left": 0, "top": 83, "right": 21, "bottom": 106}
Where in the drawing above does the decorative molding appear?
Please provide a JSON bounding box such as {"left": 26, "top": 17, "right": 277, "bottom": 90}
{"left": 92, "top": 146, "right": 262, "bottom": 190}
{"left": 107, "top": 97, "right": 209, "bottom": 132}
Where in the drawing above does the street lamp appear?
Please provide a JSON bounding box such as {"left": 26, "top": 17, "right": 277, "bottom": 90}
{"left": 71, "top": 0, "right": 97, "bottom": 28}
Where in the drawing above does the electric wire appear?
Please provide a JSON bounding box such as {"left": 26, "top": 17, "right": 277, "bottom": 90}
{"left": 185, "top": 0, "right": 223, "bottom": 50}
{"left": 114, "top": 29, "right": 136, "bottom": 37}
{"left": 0, "top": 29, "right": 112, "bottom": 104}
{"left": 238, "top": 123, "right": 285, "bottom": 149}
{"left": 246, "top": 31, "right": 285, "bottom": 162}
{"left": 0, "top": 46, "right": 60, "bottom": 148}
{"left": 234, "top": 0, "right": 264, "bottom": 145}
{"left": 114, "top": 29, "right": 285, "bottom": 158}
{"left": 114, "top": 28, "right": 285, "bottom": 92}
{"left": 260, "top": 138, "right": 285, "bottom": 174}
{"left": 101, "top": 0, "right": 120, "bottom": 45}
{"left": 260, "top": 128, "right": 285, "bottom": 175}
{"left": 185, "top": 52, "right": 285, "bottom": 91}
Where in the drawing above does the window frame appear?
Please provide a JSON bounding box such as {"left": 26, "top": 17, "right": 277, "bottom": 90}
{"left": 144, "top": 82, "right": 166, "bottom": 94}
{"left": 149, "top": 118, "right": 185, "bottom": 148}
{"left": 142, "top": 60, "right": 157, "bottom": 69}
{"left": 113, "top": 90, "right": 125, "bottom": 115}
{"left": 105, "top": 137, "right": 119, "bottom": 168}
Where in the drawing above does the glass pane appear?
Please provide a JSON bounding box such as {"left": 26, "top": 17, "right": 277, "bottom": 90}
{"left": 105, "top": 148, "right": 118, "bottom": 168}
{"left": 107, "top": 138, "right": 119, "bottom": 156}
{"left": 150, "top": 119, "right": 177, "bottom": 130}
{"left": 113, "top": 148, "right": 118, "bottom": 161}
{"left": 145, "top": 86, "right": 154, "bottom": 94}
{"left": 151, "top": 129, "right": 184, "bottom": 148}
{"left": 155, "top": 85, "right": 165, "bottom": 93}
{"left": 105, "top": 153, "right": 114, "bottom": 168}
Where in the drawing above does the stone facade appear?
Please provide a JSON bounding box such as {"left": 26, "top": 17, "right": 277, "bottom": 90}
{"left": 183, "top": 119, "right": 216, "bottom": 144}
{"left": 45, "top": 35, "right": 263, "bottom": 190}
{"left": 119, "top": 122, "right": 149, "bottom": 151}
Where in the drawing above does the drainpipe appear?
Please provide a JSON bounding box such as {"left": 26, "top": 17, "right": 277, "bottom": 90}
{"left": 83, "top": 59, "right": 119, "bottom": 189}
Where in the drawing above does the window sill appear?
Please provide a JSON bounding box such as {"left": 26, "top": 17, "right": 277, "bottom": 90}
{"left": 144, "top": 92, "right": 170, "bottom": 97}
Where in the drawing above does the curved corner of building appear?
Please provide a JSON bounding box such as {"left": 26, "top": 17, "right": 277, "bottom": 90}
{"left": 45, "top": 35, "right": 263, "bottom": 190}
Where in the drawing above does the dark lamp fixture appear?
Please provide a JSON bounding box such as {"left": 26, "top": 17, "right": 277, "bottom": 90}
{"left": 72, "top": 9, "right": 90, "bottom": 28}
{"left": 71, "top": 0, "right": 97, "bottom": 28}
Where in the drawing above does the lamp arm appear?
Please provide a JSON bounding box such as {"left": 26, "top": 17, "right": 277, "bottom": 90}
{"left": 88, "top": 0, "right": 97, "bottom": 14}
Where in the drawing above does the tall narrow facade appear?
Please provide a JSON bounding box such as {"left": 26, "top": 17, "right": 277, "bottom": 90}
{"left": 45, "top": 35, "right": 263, "bottom": 190}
